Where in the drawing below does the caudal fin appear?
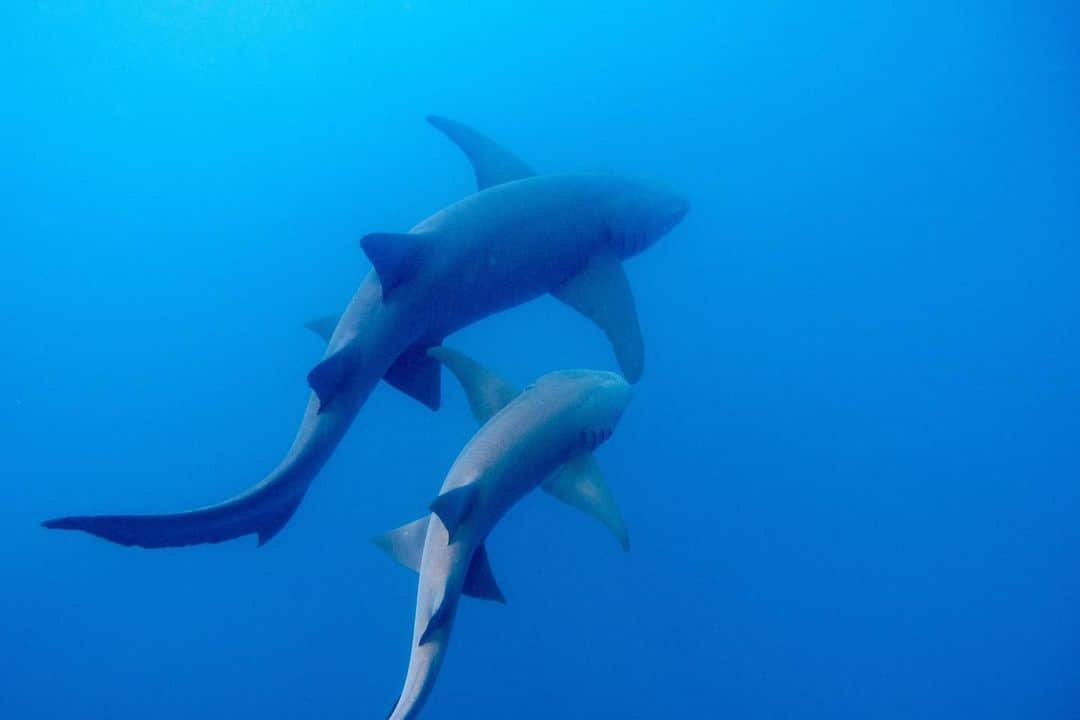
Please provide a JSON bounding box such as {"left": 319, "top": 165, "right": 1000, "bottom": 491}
{"left": 41, "top": 492, "right": 303, "bottom": 549}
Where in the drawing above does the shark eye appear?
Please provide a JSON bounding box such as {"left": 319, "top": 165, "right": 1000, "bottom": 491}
{"left": 524, "top": 383, "right": 537, "bottom": 392}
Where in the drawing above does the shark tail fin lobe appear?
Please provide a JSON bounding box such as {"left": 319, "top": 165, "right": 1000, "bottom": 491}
{"left": 41, "top": 491, "right": 305, "bottom": 549}
{"left": 426, "top": 115, "right": 535, "bottom": 191}
{"left": 256, "top": 496, "right": 303, "bottom": 546}
{"left": 384, "top": 344, "right": 442, "bottom": 411}
{"left": 304, "top": 314, "right": 339, "bottom": 343}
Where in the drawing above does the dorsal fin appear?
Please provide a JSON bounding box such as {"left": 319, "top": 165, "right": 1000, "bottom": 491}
{"left": 360, "top": 232, "right": 426, "bottom": 300}
{"left": 429, "top": 484, "right": 479, "bottom": 543}
{"left": 307, "top": 342, "right": 364, "bottom": 412}
{"left": 419, "top": 592, "right": 456, "bottom": 646}
{"left": 427, "top": 115, "right": 535, "bottom": 191}
{"left": 304, "top": 314, "right": 339, "bottom": 343}
{"left": 552, "top": 255, "right": 645, "bottom": 383}
{"left": 542, "top": 453, "right": 629, "bottom": 551}
{"left": 427, "top": 346, "right": 518, "bottom": 423}
{"left": 372, "top": 516, "right": 431, "bottom": 573}
{"left": 462, "top": 544, "right": 506, "bottom": 603}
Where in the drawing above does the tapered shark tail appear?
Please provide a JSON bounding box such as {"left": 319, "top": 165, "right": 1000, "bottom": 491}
{"left": 41, "top": 490, "right": 305, "bottom": 549}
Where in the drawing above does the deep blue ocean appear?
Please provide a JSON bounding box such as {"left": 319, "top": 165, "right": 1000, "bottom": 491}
{"left": 3, "top": 2, "right": 1078, "bottom": 718}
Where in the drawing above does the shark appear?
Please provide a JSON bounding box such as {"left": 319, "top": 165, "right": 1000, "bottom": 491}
{"left": 376, "top": 347, "right": 632, "bottom": 720}
{"left": 42, "top": 116, "right": 686, "bottom": 548}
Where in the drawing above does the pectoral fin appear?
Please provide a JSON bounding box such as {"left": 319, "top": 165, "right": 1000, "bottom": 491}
{"left": 360, "top": 232, "right": 426, "bottom": 300}
{"left": 462, "top": 544, "right": 506, "bottom": 604}
{"left": 427, "top": 346, "right": 518, "bottom": 424}
{"left": 543, "top": 453, "right": 629, "bottom": 551}
{"left": 426, "top": 115, "right": 535, "bottom": 191}
{"left": 429, "top": 484, "right": 479, "bottom": 543}
{"left": 372, "top": 516, "right": 430, "bottom": 573}
{"left": 552, "top": 256, "right": 644, "bottom": 383}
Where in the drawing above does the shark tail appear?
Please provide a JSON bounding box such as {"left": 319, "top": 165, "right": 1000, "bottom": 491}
{"left": 41, "top": 490, "right": 304, "bottom": 549}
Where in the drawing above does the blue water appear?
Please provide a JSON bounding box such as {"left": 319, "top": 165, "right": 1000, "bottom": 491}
{"left": 3, "top": 2, "right": 1078, "bottom": 718}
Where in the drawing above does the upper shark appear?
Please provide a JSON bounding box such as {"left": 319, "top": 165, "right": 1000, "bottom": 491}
{"left": 42, "top": 116, "right": 687, "bottom": 548}
{"left": 376, "top": 347, "right": 632, "bottom": 720}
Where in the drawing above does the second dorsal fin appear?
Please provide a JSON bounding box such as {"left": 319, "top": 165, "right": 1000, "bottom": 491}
{"left": 360, "top": 232, "right": 426, "bottom": 300}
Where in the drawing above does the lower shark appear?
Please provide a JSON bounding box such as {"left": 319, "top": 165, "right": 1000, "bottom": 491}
{"left": 42, "top": 116, "right": 684, "bottom": 548}
{"left": 375, "top": 348, "right": 632, "bottom": 720}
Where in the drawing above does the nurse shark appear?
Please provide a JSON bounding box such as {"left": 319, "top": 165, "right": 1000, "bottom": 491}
{"left": 42, "top": 116, "right": 686, "bottom": 548}
{"left": 376, "top": 347, "right": 632, "bottom": 719}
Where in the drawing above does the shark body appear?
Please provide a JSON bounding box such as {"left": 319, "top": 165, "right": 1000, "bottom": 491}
{"left": 377, "top": 349, "right": 632, "bottom": 720}
{"left": 43, "top": 117, "right": 684, "bottom": 549}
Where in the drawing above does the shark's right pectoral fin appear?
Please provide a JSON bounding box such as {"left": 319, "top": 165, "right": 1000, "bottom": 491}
{"left": 543, "top": 453, "right": 629, "bottom": 551}
{"left": 426, "top": 115, "right": 535, "bottom": 191}
{"left": 552, "top": 256, "right": 645, "bottom": 383}
{"left": 307, "top": 343, "right": 364, "bottom": 412}
{"left": 427, "top": 346, "right": 519, "bottom": 423}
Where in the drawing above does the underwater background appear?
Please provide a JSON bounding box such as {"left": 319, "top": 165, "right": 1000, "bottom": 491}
{"left": 3, "top": 1, "right": 1078, "bottom": 718}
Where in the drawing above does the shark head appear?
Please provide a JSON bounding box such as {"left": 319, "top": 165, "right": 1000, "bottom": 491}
{"left": 533, "top": 369, "right": 633, "bottom": 452}
{"left": 603, "top": 177, "right": 690, "bottom": 258}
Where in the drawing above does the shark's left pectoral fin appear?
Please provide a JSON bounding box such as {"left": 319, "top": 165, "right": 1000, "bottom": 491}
{"left": 543, "top": 453, "right": 629, "bottom": 551}
{"left": 304, "top": 314, "right": 339, "bottom": 343}
{"left": 552, "top": 256, "right": 645, "bottom": 383}
{"left": 429, "top": 483, "right": 479, "bottom": 543}
{"left": 360, "top": 232, "right": 426, "bottom": 300}
{"left": 385, "top": 344, "right": 442, "bottom": 411}
{"left": 372, "top": 516, "right": 430, "bottom": 573}
{"left": 463, "top": 544, "right": 506, "bottom": 604}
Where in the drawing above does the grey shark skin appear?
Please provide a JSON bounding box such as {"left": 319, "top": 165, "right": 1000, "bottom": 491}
{"left": 376, "top": 360, "right": 632, "bottom": 720}
{"left": 42, "top": 117, "right": 685, "bottom": 549}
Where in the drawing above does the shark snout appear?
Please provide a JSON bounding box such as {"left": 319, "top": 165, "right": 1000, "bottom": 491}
{"left": 662, "top": 193, "right": 691, "bottom": 232}
{"left": 594, "top": 371, "right": 632, "bottom": 415}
